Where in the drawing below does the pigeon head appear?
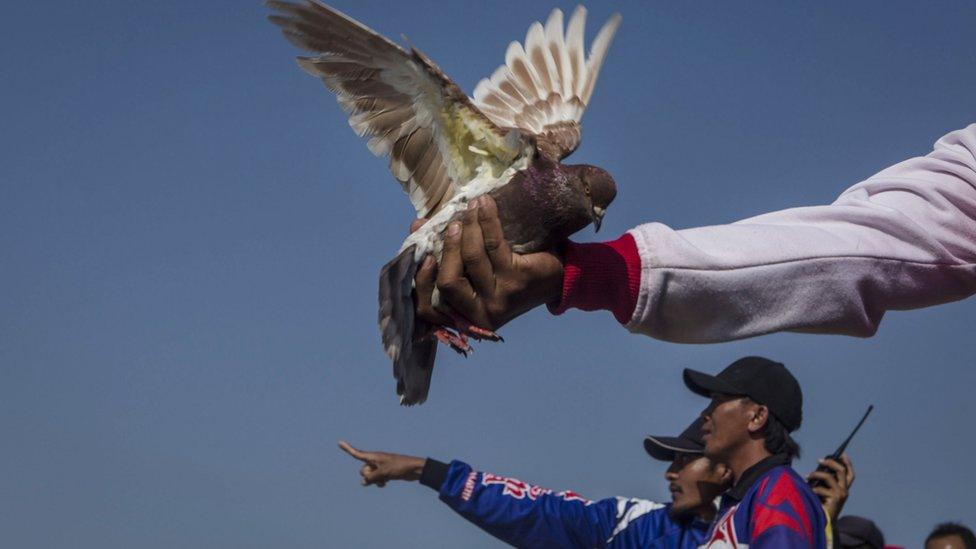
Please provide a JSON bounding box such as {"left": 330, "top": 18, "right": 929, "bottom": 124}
{"left": 570, "top": 164, "right": 617, "bottom": 232}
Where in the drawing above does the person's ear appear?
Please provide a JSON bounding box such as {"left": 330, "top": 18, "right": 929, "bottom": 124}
{"left": 747, "top": 405, "right": 769, "bottom": 434}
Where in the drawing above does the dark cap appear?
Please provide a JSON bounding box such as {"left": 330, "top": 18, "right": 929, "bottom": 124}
{"left": 643, "top": 417, "right": 705, "bottom": 461}
{"left": 683, "top": 356, "right": 803, "bottom": 432}
{"left": 837, "top": 515, "right": 885, "bottom": 549}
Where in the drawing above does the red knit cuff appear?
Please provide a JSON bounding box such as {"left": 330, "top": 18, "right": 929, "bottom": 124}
{"left": 547, "top": 233, "right": 642, "bottom": 324}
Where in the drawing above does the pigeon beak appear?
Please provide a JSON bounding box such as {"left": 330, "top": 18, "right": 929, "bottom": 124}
{"left": 592, "top": 206, "right": 605, "bottom": 232}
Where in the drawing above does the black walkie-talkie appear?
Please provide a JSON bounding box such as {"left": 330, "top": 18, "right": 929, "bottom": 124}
{"left": 808, "top": 405, "right": 874, "bottom": 488}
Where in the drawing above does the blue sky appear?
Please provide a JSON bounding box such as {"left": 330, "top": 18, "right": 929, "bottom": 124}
{"left": 2, "top": 1, "right": 974, "bottom": 547}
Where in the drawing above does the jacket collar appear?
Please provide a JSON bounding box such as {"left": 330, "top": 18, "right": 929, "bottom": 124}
{"left": 727, "top": 453, "right": 792, "bottom": 501}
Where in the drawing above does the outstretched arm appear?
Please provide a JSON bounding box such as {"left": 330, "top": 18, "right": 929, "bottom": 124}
{"left": 338, "top": 441, "right": 667, "bottom": 548}
{"left": 418, "top": 124, "right": 976, "bottom": 342}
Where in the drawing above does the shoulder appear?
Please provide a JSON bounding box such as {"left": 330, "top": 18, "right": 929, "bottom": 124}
{"left": 754, "top": 467, "right": 815, "bottom": 499}
{"left": 749, "top": 467, "right": 823, "bottom": 541}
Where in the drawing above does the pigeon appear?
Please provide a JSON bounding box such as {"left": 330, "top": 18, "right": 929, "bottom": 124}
{"left": 268, "top": 1, "right": 621, "bottom": 404}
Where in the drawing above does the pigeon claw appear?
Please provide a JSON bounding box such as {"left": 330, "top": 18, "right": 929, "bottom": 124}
{"left": 433, "top": 327, "right": 472, "bottom": 356}
{"left": 429, "top": 311, "right": 503, "bottom": 356}
{"left": 445, "top": 311, "right": 504, "bottom": 343}
{"left": 463, "top": 324, "right": 504, "bottom": 343}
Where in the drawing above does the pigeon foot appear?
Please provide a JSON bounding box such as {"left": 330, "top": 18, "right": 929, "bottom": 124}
{"left": 445, "top": 311, "right": 504, "bottom": 343}
{"left": 432, "top": 327, "right": 472, "bottom": 356}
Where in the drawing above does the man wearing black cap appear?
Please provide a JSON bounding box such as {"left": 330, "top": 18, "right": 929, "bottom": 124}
{"left": 643, "top": 418, "right": 731, "bottom": 527}
{"left": 684, "top": 356, "right": 828, "bottom": 548}
{"left": 336, "top": 418, "right": 732, "bottom": 548}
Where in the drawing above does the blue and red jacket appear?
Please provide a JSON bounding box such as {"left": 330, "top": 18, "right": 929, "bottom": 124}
{"left": 700, "top": 455, "right": 827, "bottom": 548}
{"left": 420, "top": 459, "right": 710, "bottom": 548}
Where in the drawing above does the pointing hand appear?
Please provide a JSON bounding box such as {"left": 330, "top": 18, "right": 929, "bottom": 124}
{"left": 338, "top": 440, "right": 426, "bottom": 487}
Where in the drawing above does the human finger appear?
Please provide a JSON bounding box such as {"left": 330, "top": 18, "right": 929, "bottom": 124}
{"left": 841, "top": 453, "right": 855, "bottom": 485}
{"left": 436, "top": 222, "right": 479, "bottom": 317}
{"left": 339, "top": 440, "right": 370, "bottom": 462}
{"left": 460, "top": 200, "right": 494, "bottom": 296}
{"left": 808, "top": 470, "right": 839, "bottom": 491}
{"left": 821, "top": 458, "right": 846, "bottom": 475}
{"left": 415, "top": 255, "right": 450, "bottom": 325}
{"left": 811, "top": 486, "right": 833, "bottom": 499}
{"left": 476, "top": 195, "right": 513, "bottom": 272}
{"left": 820, "top": 459, "right": 848, "bottom": 487}
{"left": 436, "top": 222, "right": 464, "bottom": 289}
{"left": 360, "top": 464, "right": 382, "bottom": 486}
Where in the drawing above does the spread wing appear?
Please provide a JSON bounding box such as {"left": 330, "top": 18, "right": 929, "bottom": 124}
{"left": 472, "top": 6, "right": 621, "bottom": 160}
{"left": 268, "top": 1, "right": 524, "bottom": 218}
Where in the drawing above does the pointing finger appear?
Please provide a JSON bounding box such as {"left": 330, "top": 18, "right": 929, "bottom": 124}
{"left": 339, "top": 440, "right": 368, "bottom": 462}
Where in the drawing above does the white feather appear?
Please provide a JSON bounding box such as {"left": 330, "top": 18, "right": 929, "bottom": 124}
{"left": 471, "top": 4, "right": 621, "bottom": 156}
{"left": 524, "top": 22, "right": 553, "bottom": 93}
{"left": 400, "top": 154, "right": 532, "bottom": 262}
{"left": 565, "top": 5, "right": 587, "bottom": 99}
{"left": 582, "top": 13, "right": 622, "bottom": 104}
{"left": 504, "top": 41, "right": 540, "bottom": 101}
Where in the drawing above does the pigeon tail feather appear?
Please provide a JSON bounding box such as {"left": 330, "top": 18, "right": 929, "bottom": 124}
{"left": 378, "top": 245, "right": 436, "bottom": 405}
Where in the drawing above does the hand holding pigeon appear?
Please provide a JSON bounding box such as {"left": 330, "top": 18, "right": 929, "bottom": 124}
{"left": 270, "top": 1, "right": 621, "bottom": 404}
{"left": 414, "top": 195, "right": 565, "bottom": 332}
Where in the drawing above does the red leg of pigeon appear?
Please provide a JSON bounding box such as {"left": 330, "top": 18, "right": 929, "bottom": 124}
{"left": 432, "top": 326, "right": 472, "bottom": 356}
{"left": 444, "top": 310, "right": 504, "bottom": 343}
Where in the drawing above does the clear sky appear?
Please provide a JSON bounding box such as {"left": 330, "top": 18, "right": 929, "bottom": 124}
{"left": 2, "top": 1, "right": 974, "bottom": 547}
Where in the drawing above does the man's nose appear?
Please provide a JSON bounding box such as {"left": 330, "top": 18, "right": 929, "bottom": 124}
{"left": 664, "top": 462, "right": 680, "bottom": 479}
{"left": 701, "top": 401, "right": 716, "bottom": 418}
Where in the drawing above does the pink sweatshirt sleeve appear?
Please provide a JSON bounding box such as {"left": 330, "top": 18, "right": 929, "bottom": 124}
{"left": 553, "top": 124, "right": 976, "bottom": 342}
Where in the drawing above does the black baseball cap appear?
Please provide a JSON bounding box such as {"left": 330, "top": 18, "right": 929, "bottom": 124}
{"left": 837, "top": 515, "right": 885, "bottom": 549}
{"left": 643, "top": 417, "right": 705, "bottom": 461}
{"left": 683, "top": 356, "right": 803, "bottom": 432}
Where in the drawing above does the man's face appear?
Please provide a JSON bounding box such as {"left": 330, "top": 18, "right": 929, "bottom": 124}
{"left": 665, "top": 453, "right": 730, "bottom": 518}
{"left": 926, "top": 535, "right": 968, "bottom": 549}
{"left": 700, "top": 394, "right": 759, "bottom": 461}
